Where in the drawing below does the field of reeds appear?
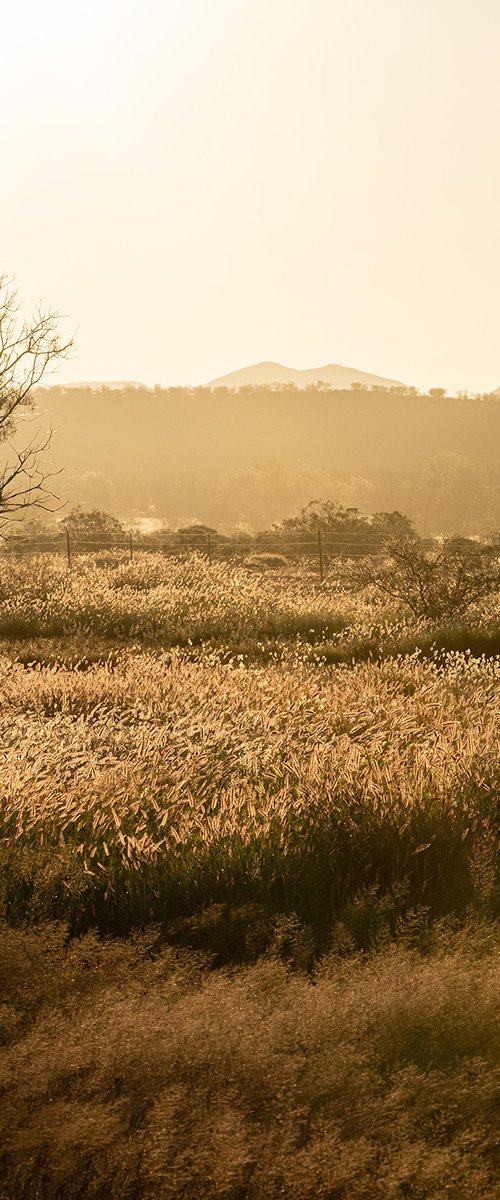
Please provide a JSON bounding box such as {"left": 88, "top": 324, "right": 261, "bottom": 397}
{"left": 0, "top": 551, "right": 498, "bottom": 1198}
{"left": 1, "top": 922, "right": 498, "bottom": 1200}
{"left": 1, "top": 644, "right": 499, "bottom": 936}
{"left": 1, "top": 551, "right": 499, "bottom": 660}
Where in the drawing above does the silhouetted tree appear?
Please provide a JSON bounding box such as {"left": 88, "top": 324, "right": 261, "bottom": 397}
{"left": 0, "top": 275, "right": 73, "bottom": 527}
{"left": 60, "top": 507, "right": 124, "bottom": 545}
{"left": 370, "top": 511, "right": 415, "bottom": 538}
{"left": 274, "top": 500, "right": 373, "bottom": 557}
{"left": 174, "top": 523, "right": 218, "bottom": 550}
{"left": 281, "top": 499, "right": 365, "bottom": 533}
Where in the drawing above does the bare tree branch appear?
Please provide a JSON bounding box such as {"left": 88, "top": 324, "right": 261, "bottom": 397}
{"left": 368, "top": 536, "right": 499, "bottom": 620}
{"left": 0, "top": 274, "right": 74, "bottom": 527}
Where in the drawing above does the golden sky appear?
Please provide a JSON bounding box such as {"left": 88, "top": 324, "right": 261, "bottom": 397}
{"left": 2, "top": 0, "right": 499, "bottom": 391}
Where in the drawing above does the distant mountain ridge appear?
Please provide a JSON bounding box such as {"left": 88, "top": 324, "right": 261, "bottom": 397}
{"left": 208, "top": 361, "right": 404, "bottom": 389}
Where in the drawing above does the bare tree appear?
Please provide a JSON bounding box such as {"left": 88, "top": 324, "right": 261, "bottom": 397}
{"left": 0, "top": 274, "right": 73, "bottom": 528}
{"left": 370, "top": 535, "right": 499, "bottom": 620}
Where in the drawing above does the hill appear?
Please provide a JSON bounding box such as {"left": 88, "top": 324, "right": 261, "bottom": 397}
{"left": 28, "top": 383, "right": 500, "bottom": 535}
{"left": 208, "top": 361, "right": 404, "bottom": 389}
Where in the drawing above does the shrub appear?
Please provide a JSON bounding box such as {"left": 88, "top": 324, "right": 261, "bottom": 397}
{"left": 244, "top": 552, "right": 290, "bottom": 570}
{"left": 371, "top": 536, "right": 499, "bottom": 620}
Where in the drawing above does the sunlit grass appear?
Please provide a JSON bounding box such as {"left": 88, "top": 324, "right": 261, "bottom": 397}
{"left": 1, "top": 550, "right": 499, "bottom": 1198}
{"left": 0, "top": 552, "right": 499, "bottom": 666}
{"left": 1, "top": 646, "right": 498, "bottom": 935}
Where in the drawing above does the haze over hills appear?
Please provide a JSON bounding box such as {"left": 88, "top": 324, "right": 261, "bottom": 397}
{"left": 208, "top": 361, "right": 405, "bottom": 389}
{"left": 28, "top": 381, "right": 500, "bottom": 536}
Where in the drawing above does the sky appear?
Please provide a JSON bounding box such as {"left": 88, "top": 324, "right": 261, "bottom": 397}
{"left": 2, "top": 0, "right": 500, "bottom": 392}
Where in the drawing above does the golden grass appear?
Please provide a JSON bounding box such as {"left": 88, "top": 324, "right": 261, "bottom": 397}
{"left": 0, "top": 552, "right": 499, "bottom": 1198}
{"left": 1, "top": 644, "right": 498, "bottom": 932}
{"left": 1, "top": 552, "right": 498, "bottom": 667}
{"left": 0, "top": 922, "right": 498, "bottom": 1199}
{"left": 0, "top": 552, "right": 355, "bottom": 641}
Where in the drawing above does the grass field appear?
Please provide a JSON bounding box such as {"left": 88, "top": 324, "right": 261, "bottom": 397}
{"left": 0, "top": 552, "right": 498, "bottom": 1198}
{"left": 1, "top": 922, "right": 498, "bottom": 1200}
{"left": 1, "top": 551, "right": 499, "bottom": 661}
{"left": 1, "top": 645, "right": 498, "bottom": 936}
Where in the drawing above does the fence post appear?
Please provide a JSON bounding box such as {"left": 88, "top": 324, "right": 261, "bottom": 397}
{"left": 207, "top": 532, "right": 212, "bottom": 563}
{"left": 66, "top": 529, "right": 71, "bottom": 569}
{"left": 317, "top": 525, "right": 324, "bottom": 584}
{"left": 129, "top": 531, "right": 133, "bottom": 562}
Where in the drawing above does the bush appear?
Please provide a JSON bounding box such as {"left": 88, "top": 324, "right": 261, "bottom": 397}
{"left": 371, "top": 536, "right": 499, "bottom": 620}
{"left": 244, "top": 552, "right": 290, "bottom": 570}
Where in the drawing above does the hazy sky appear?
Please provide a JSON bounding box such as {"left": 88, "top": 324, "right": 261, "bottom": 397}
{"left": 2, "top": 0, "right": 500, "bottom": 391}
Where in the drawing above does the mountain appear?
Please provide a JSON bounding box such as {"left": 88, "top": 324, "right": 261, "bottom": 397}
{"left": 207, "top": 361, "right": 404, "bottom": 389}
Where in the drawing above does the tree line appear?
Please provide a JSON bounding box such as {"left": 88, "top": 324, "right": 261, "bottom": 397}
{"left": 3, "top": 502, "right": 499, "bottom": 624}
{"left": 1, "top": 274, "right": 499, "bottom": 550}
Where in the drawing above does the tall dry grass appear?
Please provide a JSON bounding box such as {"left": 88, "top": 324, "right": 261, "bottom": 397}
{"left": 0, "top": 552, "right": 498, "bottom": 661}
{"left": 1, "top": 551, "right": 498, "bottom": 1198}
{"left": 0, "top": 922, "right": 498, "bottom": 1199}
{"left": 1, "top": 647, "right": 498, "bottom": 935}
